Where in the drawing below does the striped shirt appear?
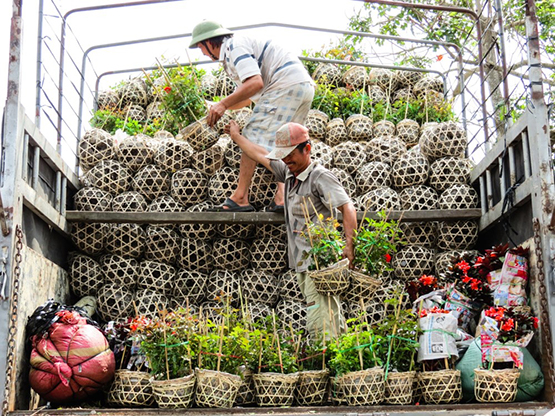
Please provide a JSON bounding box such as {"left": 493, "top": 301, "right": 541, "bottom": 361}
{"left": 219, "top": 35, "right": 312, "bottom": 103}
{"left": 270, "top": 160, "right": 352, "bottom": 272}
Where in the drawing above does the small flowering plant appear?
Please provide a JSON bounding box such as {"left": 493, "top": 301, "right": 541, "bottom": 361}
{"left": 406, "top": 274, "right": 440, "bottom": 303}
{"left": 301, "top": 213, "right": 345, "bottom": 271}
{"left": 352, "top": 210, "right": 403, "bottom": 276}
{"left": 483, "top": 306, "right": 538, "bottom": 344}
{"left": 129, "top": 311, "right": 198, "bottom": 380}
{"left": 444, "top": 252, "right": 493, "bottom": 305}
{"left": 418, "top": 306, "right": 451, "bottom": 318}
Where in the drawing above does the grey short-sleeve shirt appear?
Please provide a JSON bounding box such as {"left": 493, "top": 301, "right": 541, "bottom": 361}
{"left": 270, "top": 160, "right": 351, "bottom": 272}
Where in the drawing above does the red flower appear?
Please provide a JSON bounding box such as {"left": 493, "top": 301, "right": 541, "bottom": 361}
{"left": 485, "top": 306, "right": 505, "bottom": 322}
{"left": 462, "top": 275, "right": 471, "bottom": 283}
{"left": 501, "top": 318, "right": 515, "bottom": 332}
{"left": 384, "top": 253, "right": 392, "bottom": 263}
{"left": 456, "top": 260, "right": 471, "bottom": 273}
{"left": 164, "top": 86, "right": 172, "bottom": 93}
{"left": 533, "top": 317, "right": 539, "bottom": 329}
{"left": 419, "top": 274, "right": 436, "bottom": 286}
{"left": 469, "top": 278, "right": 482, "bottom": 291}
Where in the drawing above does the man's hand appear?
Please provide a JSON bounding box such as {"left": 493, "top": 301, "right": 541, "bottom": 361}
{"left": 207, "top": 101, "right": 227, "bottom": 127}
{"left": 343, "top": 245, "right": 355, "bottom": 270}
{"left": 224, "top": 119, "right": 241, "bottom": 139}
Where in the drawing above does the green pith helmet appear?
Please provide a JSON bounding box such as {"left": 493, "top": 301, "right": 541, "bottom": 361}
{"left": 189, "top": 20, "right": 233, "bottom": 48}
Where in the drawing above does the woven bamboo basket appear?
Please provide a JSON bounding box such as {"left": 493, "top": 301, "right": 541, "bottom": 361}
{"left": 333, "top": 141, "right": 367, "bottom": 175}
{"left": 345, "top": 115, "right": 373, "bottom": 142}
{"left": 276, "top": 298, "right": 307, "bottom": 331}
{"left": 206, "top": 269, "right": 240, "bottom": 305}
{"left": 216, "top": 222, "right": 255, "bottom": 240}
{"left": 172, "top": 269, "right": 207, "bottom": 306}
{"left": 151, "top": 373, "right": 196, "bottom": 408}
{"left": 396, "top": 119, "right": 420, "bottom": 147}
{"left": 253, "top": 372, "right": 300, "bottom": 407}
{"left": 373, "top": 120, "right": 396, "bottom": 137}
{"left": 393, "top": 245, "right": 435, "bottom": 281}
{"left": 417, "top": 369, "right": 462, "bottom": 404}
{"left": 117, "top": 135, "right": 154, "bottom": 172}
{"left": 81, "top": 159, "right": 132, "bottom": 195}
{"left": 250, "top": 238, "right": 287, "bottom": 274}
{"left": 208, "top": 166, "right": 239, "bottom": 206}
{"left": 134, "top": 289, "right": 168, "bottom": 318}
{"left": 312, "top": 63, "right": 341, "bottom": 85}
{"left": 325, "top": 118, "right": 349, "bottom": 147}
{"left": 342, "top": 66, "right": 367, "bottom": 90}
{"left": 419, "top": 122, "right": 467, "bottom": 160}
{"left": 474, "top": 368, "right": 520, "bottom": 403}
{"left": 179, "top": 238, "right": 213, "bottom": 274}
{"left": 79, "top": 128, "right": 115, "bottom": 171}
{"left": 138, "top": 259, "right": 176, "bottom": 295}
{"left": 394, "top": 70, "right": 424, "bottom": 89}
{"left": 154, "top": 138, "right": 192, "bottom": 173}
{"left": 357, "top": 186, "right": 400, "bottom": 212}
{"left": 182, "top": 119, "right": 219, "bottom": 152}
{"left": 194, "top": 369, "right": 242, "bottom": 408}
{"left": 224, "top": 140, "right": 242, "bottom": 169}
{"left": 391, "top": 150, "right": 429, "bottom": 190}
{"left": 235, "top": 367, "right": 256, "bottom": 406}
{"left": 429, "top": 156, "right": 471, "bottom": 192}
{"left": 367, "top": 85, "right": 388, "bottom": 104}
{"left": 257, "top": 223, "right": 287, "bottom": 240}
{"left": 306, "top": 109, "right": 329, "bottom": 141}
{"left": 107, "top": 370, "right": 154, "bottom": 407}
{"left": 191, "top": 145, "right": 225, "bottom": 176}
{"left": 308, "top": 258, "right": 351, "bottom": 296}
{"left": 69, "top": 253, "right": 104, "bottom": 297}
{"left": 250, "top": 166, "right": 277, "bottom": 210}
{"left": 355, "top": 162, "right": 391, "bottom": 195}
{"left": 366, "top": 136, "right": 407, "bottom": 166}
{"left": 100, "top": 254, "right": 138, "bottom": 290}
{"left": 392, "top": 87, "right": 415, "bottom": 103}
{"left": 171, "top": 168, "right": 208, "bottom": 208}
{"left": 96, "top": 89, "right": 119, "bottom": 111}
{"left": 180, "top": 202, "right": 216, "bottom": 240}
{"left": 437, "top": 220, "right": 479, "bottom": 251}
{"left": 131, "top": 165, "right": 170, "bottom": 202}
{"left": 119, "top": 78, "right": 150, "bottom": 107}
{"left": 112, "top": 191, "right": 147, "bottom": 212}
{"left": 439, "top": 184, "right": 479, "bottom": 210}
{"left": 341, "top": 270, "right": 381, "bottom": 304}
{"left": 399, "top": 185, "right": 439, "bottom": 211}
{"left": 368, "top": 68, "right": 397, "bottom": 91}
{"left": 97, "top": 283, "right": 135, "bottom": 322}
{"left": 330, "top": 168, "right": 357, "bottom": 198}
{"left": 399, "top": 221, "right": 437, "bottom": 248}
{"left": 212, "top": 238, "right": 251, "bottom": 272}
{"left": 105, "top": 223, "right": 145, "bottom": 258}
{"left": 384, "top": 371, "right": 416, "bottom": 405}
{"left": 279, "top": 269, "right": 304, "bottom": 303}
{"left": 144, "top": 225, "right": 180, "bottom": 265}
{"left": 244, "top": 301, "right": 273, "bottom": 324}
{"left": 241, "top": 268, "right": 280, "bottom": 306}
{"left": 73, "top": 187, "right": 112, "bottom": 211}
{"left": 335, "top": 367, "right": 385, "bottom": 406}
{"left": 70, "top": 222, "right": 108, "bottom": 256}
{"left": 295, "top": 369, "right": 330, "bottom": 406}
{"left": 146, "top": 100, "right": 164, "bottom": 120}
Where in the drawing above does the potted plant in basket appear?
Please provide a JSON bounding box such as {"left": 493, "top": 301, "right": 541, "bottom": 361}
{"left": 301, "top": 210, "right": 350, "bottom": 296}
{"left": 193, "top": 311, "right": 248, "bottom": 408}
{"left": 474, "top": 306, "right": 538, "bottom": 403}
{"left": 295, "top": 334, "right": 330, "bottom": 406}
{"left": 375, "top": 292, "right": 421, "bottom": 405}
{"left": 346, "top": 210, "right": 403, "bottom": 304}
{"left": 131, "top": 310, "right": 197, "bottom": 408}
{"left": 327, "top": 323, "right": 386, "bottom": 406}
{"left": 249, "top": 314, "right": 300, "bottom": 407}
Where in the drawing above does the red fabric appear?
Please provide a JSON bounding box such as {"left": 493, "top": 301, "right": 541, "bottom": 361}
{"left": 29, "top": 315, "right": 115, "bottom": 403}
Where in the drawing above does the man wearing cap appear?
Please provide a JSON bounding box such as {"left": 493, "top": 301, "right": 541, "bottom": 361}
{"left": 189, "top": 20, "right": 314, "bottom": 213}
{"left": 224, "top": 119, "right": 356, "bottom": 339}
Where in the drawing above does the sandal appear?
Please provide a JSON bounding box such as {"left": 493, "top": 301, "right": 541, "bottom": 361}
{"left": 264, "top": 201, "right": 285, "bottom": 213}
{"left": 209, "top": 197, "right": 255, "bottom": 212}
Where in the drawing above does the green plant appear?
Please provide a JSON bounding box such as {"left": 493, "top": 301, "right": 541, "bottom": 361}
{"left": 298, "top": 335, "right": 328, "bottom": 371}
{"left": 375, "top": 293, "right": 420, "bottom": 373}
{"left": 353, "top": 210, "right": 403, "bottom": 276}
{"left": 130, "top": 311, "right": 197, "bottom": 380}
{"left": 326, "top": 324, "right": 384, "bottom": 377}
{"left": 301, "top": 213, "right": 345, "bottom": 271}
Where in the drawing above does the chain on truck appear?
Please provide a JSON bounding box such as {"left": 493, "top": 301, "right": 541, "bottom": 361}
{"left": 1, "top": 0, "right": 555, "bottom": 415}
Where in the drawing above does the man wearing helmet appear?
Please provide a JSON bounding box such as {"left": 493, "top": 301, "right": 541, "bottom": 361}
{"left": 190, "top": 20, "right": 314, "bottom": 212}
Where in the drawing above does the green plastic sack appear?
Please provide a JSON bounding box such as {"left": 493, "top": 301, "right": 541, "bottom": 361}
{"left": 456, "top": 338, "right": 544, "bottom": 402}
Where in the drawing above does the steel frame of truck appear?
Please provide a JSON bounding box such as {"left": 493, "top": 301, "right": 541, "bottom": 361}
{"left": 1, "top": 0, "right": 554, "bottom": 414}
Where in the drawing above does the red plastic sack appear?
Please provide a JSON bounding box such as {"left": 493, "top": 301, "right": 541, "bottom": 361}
{"left": 29, "top": 310, "right": 115, "bottom": 403}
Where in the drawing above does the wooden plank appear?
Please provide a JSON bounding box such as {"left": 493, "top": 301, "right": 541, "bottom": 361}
{"left": 65, "top": 209, "right": 482, "bottom": 224}
{"left": 20, "top": 182, "right": 70, "bottom": 237}
{"left": 470, "top": 113, "right": 528, "bottom": 183}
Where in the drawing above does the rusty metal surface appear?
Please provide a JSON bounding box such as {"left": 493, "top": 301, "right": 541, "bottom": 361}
{"left": 5, "top": 402, "right": 553, "bottom": 416}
